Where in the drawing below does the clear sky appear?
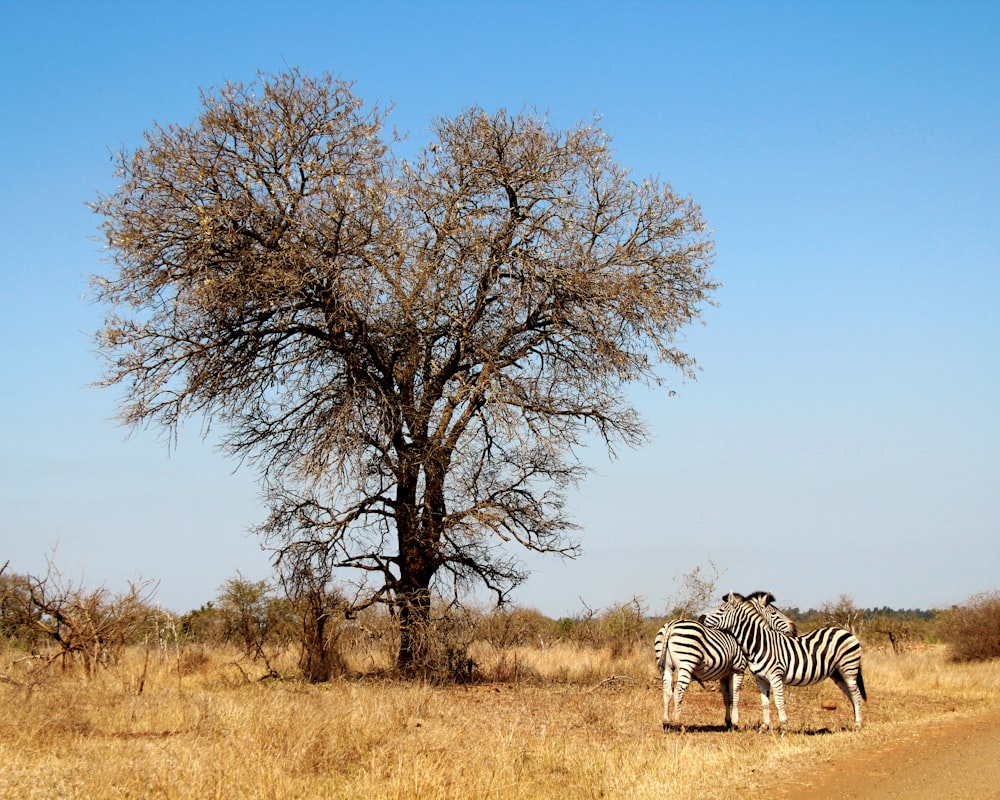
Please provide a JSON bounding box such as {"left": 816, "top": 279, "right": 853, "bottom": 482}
{"left": 2, "top": 1, "right": 997, "bottom": 617}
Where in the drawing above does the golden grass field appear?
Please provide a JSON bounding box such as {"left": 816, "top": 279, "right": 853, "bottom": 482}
{"left": 2, "top": 640, "right": 999, "bottom": 799}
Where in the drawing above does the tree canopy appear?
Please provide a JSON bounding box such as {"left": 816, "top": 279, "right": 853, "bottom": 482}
{"left": 93, "top": 70, "right": 717, "bottom": 671}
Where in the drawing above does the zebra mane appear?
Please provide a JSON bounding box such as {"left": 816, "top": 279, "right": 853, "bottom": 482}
{"left": 721, "top": 591, "right": 779, "bottom": 618}
{"left": 725, "top": 591, "right": 768, "bottom": 621}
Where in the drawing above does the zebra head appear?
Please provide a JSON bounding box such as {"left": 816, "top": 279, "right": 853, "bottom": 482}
{"left": 746, "top": 590, "right": 797, "bottom": 636}
{"left": 701, "top": 592, "right": 756, "bottom": 635}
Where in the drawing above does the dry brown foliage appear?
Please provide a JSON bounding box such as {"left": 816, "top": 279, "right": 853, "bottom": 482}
{"left": 938, "top": 591, "right": 1000, "bottom": 662}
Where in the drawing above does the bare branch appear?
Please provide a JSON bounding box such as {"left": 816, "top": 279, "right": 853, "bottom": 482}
{"left": 93, "top": 73, "right": 717, "bottom": 673}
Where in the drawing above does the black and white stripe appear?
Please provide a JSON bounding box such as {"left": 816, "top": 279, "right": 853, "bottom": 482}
{"left": 654, "top": 590, "right": 796, "bottom": 730}
{"left": 702, "top": 591, "right": 867, "bottom": 732}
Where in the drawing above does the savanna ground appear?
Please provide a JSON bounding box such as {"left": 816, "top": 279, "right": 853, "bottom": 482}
{"left": 3, "top": 640, "right": 1000, "bottom": 799}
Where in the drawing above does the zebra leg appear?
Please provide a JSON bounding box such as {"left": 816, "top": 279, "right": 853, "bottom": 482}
{"left": 726, "top": 671, "right": 744, "bottom": 730}
{"left": 831, "top": 670, "right": 864, "bottom": 730}
{"left": 661, "top": 664, "right": 675, "bottom": 730}
{"left": 670, "top": 669, "right": 693, "bottom": 731}
{"left": 754, "top": 674, "right": 772, "bottom": 732}
{"left": 720, "top": 677, "right": 734, "bottom": 729}
{"left": 770, "top": 677, "right": 789, "bottom": 735}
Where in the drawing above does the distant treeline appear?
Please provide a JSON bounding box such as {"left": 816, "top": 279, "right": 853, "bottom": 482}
{"left": 787, "top": 606, "right": 938, "bottom": 624}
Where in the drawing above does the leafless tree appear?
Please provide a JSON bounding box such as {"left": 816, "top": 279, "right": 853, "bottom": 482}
{"left": 6, "top": 561, "right": 157, "bottom": 677}
{"left": 818, "top": 593, "right": 867, "bottom": 636}
{"left": 92, "top": 70, "right": 717, "bottom": 673}
{"left": 664, "top": 561, "right": 723, "bottom": 619}
{"left": 277, "top": 549, "right": 349, "bottom": 682}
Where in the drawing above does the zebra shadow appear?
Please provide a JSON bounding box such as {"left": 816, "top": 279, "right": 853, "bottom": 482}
{"left": 663, "top": 725, "right": 843, "bottom": 735}
{"left": 753, "top": 726, "right": 844, "bottom": 736}
{"left": 662, "top": 724, "right": 743, "bottom": 734}
{"left": 796, "top": 726, "right": 843, "bottom": 736}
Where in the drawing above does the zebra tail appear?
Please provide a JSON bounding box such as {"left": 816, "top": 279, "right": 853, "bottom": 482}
{"left": 833, "top": 666, "right": 868, "bottom": 703}
{"left": 654, "top": 632, "right": 668, "bottom": 673}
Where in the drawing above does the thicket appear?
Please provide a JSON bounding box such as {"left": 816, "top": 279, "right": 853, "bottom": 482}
{"left": 0, "top": 561, "right": 161, "bottom": 677}
{"left": 937, "top": 591, "right": 1000, "bottom": 662}
{"left": 5, "top": 560, "right": 998, "bottom": 684}
{"left": 782, "top": 595, "right": 941, "bottom": 653}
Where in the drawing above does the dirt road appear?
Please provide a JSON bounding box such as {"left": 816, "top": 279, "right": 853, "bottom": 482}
{"left": 771, "top": 708, "right": 1000, "bottom": 799}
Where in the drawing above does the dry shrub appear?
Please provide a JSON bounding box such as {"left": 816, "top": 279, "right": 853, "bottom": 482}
{"left": 471, "top": 606, "right": 559, "bottom": 683}
{"left": 468, "top": 640, "right": 542, "bottom": 684}
{"left": 556, "top": 598, "right": 651, "bottom": 657}
{"left": 469, "top": 601, "right": 657, "bottom": 685}
{"left": 938, "top": 591, "right": 1000, "bottom": 662}
{"left": 406, "top": 606, "right": 478, "bottom": 683}
{"left": 176, "top": 645, "right": 212, "bottom": 677}
{"left": 596, "top": 598, "right": 650, "bottom": 659}
{"left": 475, "top": 606, "right": 557, "bottom": 650}
{"left": 814, "top": 593, "right": 866, "bottom": 636}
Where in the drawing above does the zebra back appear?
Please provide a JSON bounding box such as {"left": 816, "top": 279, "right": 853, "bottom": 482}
{"left": 655, "top": 590, "right": 794, "bottom": 679}
{"left": 654, "top": 619, "right": 745, "bottom": 680}
{"left": 703, "top": 592, "right": 863, "bottom": 690}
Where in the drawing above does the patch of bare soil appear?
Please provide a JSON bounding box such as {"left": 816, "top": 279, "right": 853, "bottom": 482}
{"left": 770, "top": 708, "right": 1000, "bottom": 799}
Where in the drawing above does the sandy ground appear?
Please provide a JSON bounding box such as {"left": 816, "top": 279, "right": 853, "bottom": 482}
{"left": 769, "top": 708, "right": 1000, "bottom": 799}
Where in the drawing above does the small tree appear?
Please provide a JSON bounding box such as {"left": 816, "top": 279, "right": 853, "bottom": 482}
{"left": 217, "top": 574, "right": 290, "bottom": 673}
{"left": 938, "top": 591, "right": 1000, "bottom": 662}
{"left": 866, "top": 611, "right": 925, "bottom": 654}
{"left": 817, "top": 594, "right": 865, "bottom": 636}
{"left": 664, "top": 562, "right": 722, "bottom": 619}
{"left": 93, "top": 70, "right": 717, "bottom": 674}
{"left": 0, "top": 564, "right": 40, "bottom": 646}
{"left": 278, "top": 550, "right": 349, "bottom": 682}
{"left": 9, "top": 561, "right": 157, "bottom": 676}
{"left": 178, "top": 602, "right": 227, "bottom": 644}
{"left": 600, "top": 597, "right": 649, "bottom": 659}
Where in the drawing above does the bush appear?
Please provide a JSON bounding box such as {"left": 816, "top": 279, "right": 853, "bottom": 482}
{"left": 938, "top": 591, "right": 1000, "bottom": 662}
{"left": 597, "top": 599, "right": 649, "bottom": 658}
{"left": 475, "top": 606, "right": 558, "bottom": 650}
{"left": 1, "top": 561, "right": 158, "bottom": 677}
{"left": 815, "top": 594, "right": 866, "bottom": 636}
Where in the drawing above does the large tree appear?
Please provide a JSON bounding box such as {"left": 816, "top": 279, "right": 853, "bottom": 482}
{"left": 93, "top": 70, "right": 717, "bottom": 672}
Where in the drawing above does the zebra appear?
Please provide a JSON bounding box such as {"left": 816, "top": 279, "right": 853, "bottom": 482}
{"left": 654, "top": 590, "right": 796, "bottom": 731}
{"left": 701, "top": 591, "right": 867, "bottom": 733}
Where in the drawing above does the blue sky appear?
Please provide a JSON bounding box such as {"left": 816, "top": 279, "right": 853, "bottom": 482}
{"left": 2, "top": 1, "right": 997, "bottom": 616}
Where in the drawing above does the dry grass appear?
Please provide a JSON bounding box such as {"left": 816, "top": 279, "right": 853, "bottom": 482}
{"left": 1, "top": 641, "right": 998, "bottom": 799}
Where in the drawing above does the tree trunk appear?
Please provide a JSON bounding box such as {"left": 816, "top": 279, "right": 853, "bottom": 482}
{"left": 394, "top": 525, "right": 442, "bottom": 674}
{"left": 396, "top": 582, "right": 433, "bottom": 675}
{"left": 394, "top": 449, "right": 448, "bottom": 675}
{"left": 300, "top": 605, "right": 330, "bottom": 682}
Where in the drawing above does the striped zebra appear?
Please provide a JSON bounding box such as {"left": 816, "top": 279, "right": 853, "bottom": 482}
{"left": 654, "top": 590, "right": 796, "bottom": 731}
{"left": 701, "top": 591, "right": 867, "bottom": 733}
